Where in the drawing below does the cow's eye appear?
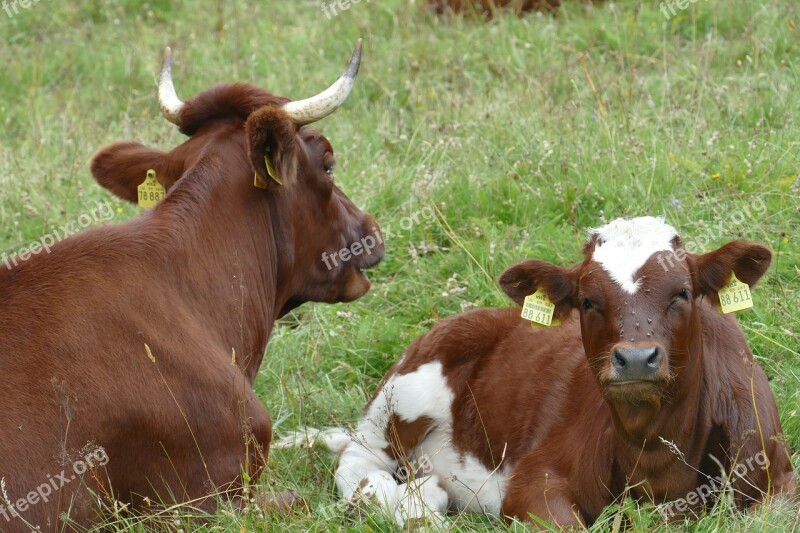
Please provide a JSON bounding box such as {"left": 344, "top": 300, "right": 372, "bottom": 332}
{"left": 321, "top": 150, "right": 336, "bottom": 177}
{"left": 581, "top": 298, "right": 593, "bottom": 311}
{"left": 322, "top": 154, "right": 336, "bottom": 176}
{"left": 670, "top": 288, "right": 690, "bottom": 308}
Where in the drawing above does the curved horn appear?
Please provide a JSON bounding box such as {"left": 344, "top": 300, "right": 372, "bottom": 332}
{"left": 158, "top": 47, "right": 185, "bottom": 126}
{"left": 282, "top": 39, "right": 362, "bottom": 126}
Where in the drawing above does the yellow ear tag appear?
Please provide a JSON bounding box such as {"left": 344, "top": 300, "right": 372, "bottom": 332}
{"left": 137, "top": 169, "right": 166, "bottom": 209}
{"left": 253, "top": 171, "right": 268, "bottom": 189}
{"left": 521, "top": 288, "right": 560, "bottom": 328}
{"left": 718, "top": 274, "right": 753, "bottom": 313}
{"left": 254, "top": 152, "right": 283, "bottom": 189}
{"left": 264, "top": 152, "right": 283, "bottom": 186}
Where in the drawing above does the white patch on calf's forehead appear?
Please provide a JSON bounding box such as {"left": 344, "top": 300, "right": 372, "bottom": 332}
{"left": 590, "top": 217, "right": 678, "bottom": 294}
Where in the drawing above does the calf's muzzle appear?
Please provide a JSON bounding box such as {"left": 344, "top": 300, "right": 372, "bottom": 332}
{"left": 610, "top": 344, "right": 664, "bottom": 382}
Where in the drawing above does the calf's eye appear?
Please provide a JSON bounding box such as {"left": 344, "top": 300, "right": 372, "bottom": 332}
{"left": 670, "top": 288, "right": 691, "bottom": 309}
{"left": 581, "top": 298, "right": 593, "bottom": 311}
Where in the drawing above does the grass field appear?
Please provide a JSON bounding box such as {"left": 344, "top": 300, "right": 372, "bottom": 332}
{"left": 1, "top": 0, "right": 799, "bottom": 530}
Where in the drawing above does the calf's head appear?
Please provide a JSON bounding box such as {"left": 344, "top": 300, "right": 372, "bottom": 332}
{"left": 91, "top": 41, "right": 383, "bottom": 310}
{"left": 500, "top": 217, "right": 771, "bottom": 407}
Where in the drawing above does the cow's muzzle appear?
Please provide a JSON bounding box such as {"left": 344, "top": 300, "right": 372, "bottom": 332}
{"left": 608, "top": 343, "right": 666, "bottom": 384}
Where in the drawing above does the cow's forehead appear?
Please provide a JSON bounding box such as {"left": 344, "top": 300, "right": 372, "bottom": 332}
{"left": 299, "top": 127, "right": 331, "bottom": 150}
{"left": 588, "top": 216, "right": 679, "bottom": 295}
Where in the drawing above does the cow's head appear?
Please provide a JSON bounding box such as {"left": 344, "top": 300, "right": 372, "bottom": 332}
{"left": 500, "top": 217, "right": 771, "bottom": 414}
{"left": 90, "top": 41, "right": 383, "bottom": 312}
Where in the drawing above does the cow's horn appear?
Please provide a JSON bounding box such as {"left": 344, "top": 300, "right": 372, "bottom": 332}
{"left": 158, "top": 47, "right": 185, "bottom": 126}
{"left": 282, "top": 39, "right": 362, "bottom": 126}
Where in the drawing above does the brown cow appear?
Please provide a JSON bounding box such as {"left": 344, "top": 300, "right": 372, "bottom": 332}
{"left": 328, "top": 216, "right": 794, "bottom": 527}
{"left": 429, "top": 0, "right": 598, "bottom": 17}
{"left": 0, "top": 41, "right": 383, "bottom": 531}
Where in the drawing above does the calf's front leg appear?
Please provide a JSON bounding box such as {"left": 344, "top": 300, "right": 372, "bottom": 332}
{"left": 503, "top": 473, "right": 584, "bottom": 529}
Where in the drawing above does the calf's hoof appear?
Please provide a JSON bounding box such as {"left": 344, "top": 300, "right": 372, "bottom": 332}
{"left": 405, "top": 512, "right": 449, "bottom": 530}
{"left": 255, "top": 489, "right": 305, "bottom": 514}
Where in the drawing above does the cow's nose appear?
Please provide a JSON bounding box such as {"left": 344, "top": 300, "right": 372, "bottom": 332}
{"left": 361, "top": 216, "right": 385, "bottom": 265}
{"left": 611, "top": 346, "right": 663, "bottom": 381}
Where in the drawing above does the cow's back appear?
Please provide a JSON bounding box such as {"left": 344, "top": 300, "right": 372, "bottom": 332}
{"left": 0, "top": 227, "right": 269, "bottom": 529}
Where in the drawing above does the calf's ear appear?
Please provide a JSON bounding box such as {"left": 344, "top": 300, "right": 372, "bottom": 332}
{"left": 246, "top": 107, "right": 300, "bottom": 190}
{"left": 499, "top": 259, "right": 579, "bottom": 319}
{"left": 90, "top": 142, "right": 180, "bottom": 203}
{"left": 692, "top": 241, "right": 772, "bottom": 296}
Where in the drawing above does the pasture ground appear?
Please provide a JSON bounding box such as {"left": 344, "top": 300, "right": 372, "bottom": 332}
{"left": 1, "top": 0, "right": 798, "bottom": 531}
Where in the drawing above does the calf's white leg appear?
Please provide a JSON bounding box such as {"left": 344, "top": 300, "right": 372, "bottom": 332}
{"left": 335, "top": 361, "right": 455, "bottom": 523}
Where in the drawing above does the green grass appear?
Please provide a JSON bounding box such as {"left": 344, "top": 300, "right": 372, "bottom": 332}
{"left": 2, "top": 0, "right": 799, "bottom": 530}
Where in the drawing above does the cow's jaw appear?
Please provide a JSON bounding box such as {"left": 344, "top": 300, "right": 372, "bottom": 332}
{"left": 609, "top": 396, "right": 665, "bottom": 442}
{"left": 339, "top": 265, "right": 373, "bottom": 302}
{"left": 335, "top": 235, "right": 384, "bottom": 302}
{"left": 592, "top": 349, "right": 669, "bottom": 440}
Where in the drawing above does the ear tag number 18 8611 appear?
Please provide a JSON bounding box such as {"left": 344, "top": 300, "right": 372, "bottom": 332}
{"left": 137, "top": 169, "right": 166, "bottom": 209}
{"left": 521, "top": 288, "right": 560, "bottom": 328}
{"left": 718, "top": 274, "right": 753, "bottom": 314}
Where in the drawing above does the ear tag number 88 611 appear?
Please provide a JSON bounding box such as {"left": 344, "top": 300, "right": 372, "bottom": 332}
{"left": 718, "top": 274, "right": 753, "bottom": 314}
{"left": 521, "top": 288, "right": 560, "bottom": 328}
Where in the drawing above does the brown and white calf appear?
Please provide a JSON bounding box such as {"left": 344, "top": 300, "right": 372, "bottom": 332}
{"left": 330, "top": 216, "right": 795, "bottom": 526}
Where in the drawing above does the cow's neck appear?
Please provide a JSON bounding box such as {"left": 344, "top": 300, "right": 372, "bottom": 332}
{"left": 607, "top": 310, "right": 710, "bottom": 494}
{"left": 160, "top": 163, "right": 291, "bottom": 384}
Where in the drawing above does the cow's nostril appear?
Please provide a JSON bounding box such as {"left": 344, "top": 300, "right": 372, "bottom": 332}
{"left": 612, "top": 349, "right": 627, "bottom": 369}
{"left": 611, "top": 346, "right": 663, "bottom": 381}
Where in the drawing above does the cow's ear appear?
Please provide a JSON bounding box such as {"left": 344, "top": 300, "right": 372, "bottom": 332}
{"left": 90, "top": 142, "right": 180, "bottom": 203}
{"left": 245, "top": 107, "right": 299, "bottom": 190}
{"left": 499, "top": 259, "right": 579, "bottom": 319}
{"left": 692, "top": 241, "right": 772, "bottom": 297}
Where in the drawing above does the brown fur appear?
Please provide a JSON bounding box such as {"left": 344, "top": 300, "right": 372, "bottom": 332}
{"left": 361, "top": 238, "right": 794, "bottom": 526}
{"left": 385, "top": 416, "right": 436, "bottom": 460}
{"left": 428, "top": 0, "right": 600, "bottom": 17}
{"left": 0, "top": 78, "right": 382, "bottom": 529}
